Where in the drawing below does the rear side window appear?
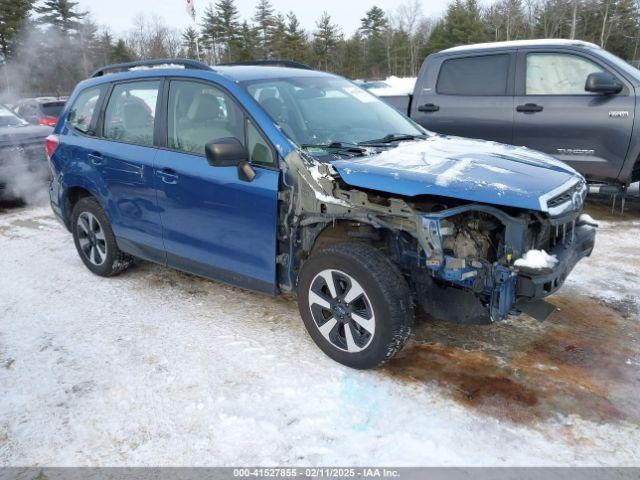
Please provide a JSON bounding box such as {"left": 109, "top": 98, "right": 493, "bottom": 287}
{"left": 68, "top": 87, "right": 103, "bottom": 134}
{"left": 437, "top": 54, "right": 510, "bottom": 96}
{"left": 104, "top": 80, "right": 160, "bottom": 147}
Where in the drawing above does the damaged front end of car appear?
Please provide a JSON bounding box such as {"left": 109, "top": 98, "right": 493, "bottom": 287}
{"left": 277, "top": 147, "right": 597, "bottom": 325}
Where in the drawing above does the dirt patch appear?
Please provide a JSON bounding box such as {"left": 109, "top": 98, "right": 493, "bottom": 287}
{"left": 583, "top": 196, "right": 640, "bottom": 220}
{"left": 385, "top": 295, "right": 640, "bottom": 425}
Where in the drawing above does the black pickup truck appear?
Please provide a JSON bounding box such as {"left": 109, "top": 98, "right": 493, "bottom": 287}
{"left": 380, "top": 39, "right": 640, "bottom": 189}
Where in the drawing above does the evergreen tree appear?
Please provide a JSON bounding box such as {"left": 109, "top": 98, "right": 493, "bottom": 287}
{"left": 282, "top": 12, "right": 307, "bottom": 62}
{"left": 35, "top": 0, "right": 85, "bottom": 32}
{"left": 270, "top": 13, "right": 287, "bottom": 58}
{"left": 313, "top": 12, "right": 342, "bottom": 71}
{"left": 181, "top": 26, "right": 199, "bottom": 59}
{"left": 213, "top": 0, "right": 241, "bottom": 62}
{"left": 359, "top": 6, "right": 388, "bottom": 78}
{"left": 427, "top": 0, "right": 489, "bottom": 52}
{"left": 200, "top": 3, "right": 220, "bottom": 63}
{"left": 0, "top": 0, "right": 33, "bottom": 60}
{"left": 253, "top": 0, "right": 276, "bottom": 58}
{"left": 111, "top": 38, "right": 135, "bottom": 63}
{"left": 236, "top": 20, "right": 256, "bottom": 61}
{"left": 93, "top": 30, "right": 114, "bottom": 66}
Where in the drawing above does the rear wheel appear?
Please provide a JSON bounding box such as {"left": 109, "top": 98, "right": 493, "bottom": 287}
{"left": 297, "top": 242, "right": 414, "bottom": 369}
{"left": 71, "top": 197, "right": 133, "bottom": 277}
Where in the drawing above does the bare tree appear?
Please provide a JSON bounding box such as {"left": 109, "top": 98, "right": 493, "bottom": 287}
{"left": 395, "top": 0, "right": 423, "bottom": 75}
{"left": 126, "top": 13, "right": 181, "bottom": 60}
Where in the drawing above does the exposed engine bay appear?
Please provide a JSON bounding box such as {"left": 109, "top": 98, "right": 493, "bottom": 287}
{"left": 277, "top": 150, "right": 596, "bottom": 325}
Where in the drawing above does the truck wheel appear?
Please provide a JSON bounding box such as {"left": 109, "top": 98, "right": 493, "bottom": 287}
{"left": 71, "top": 197, "right": 133, "bottom": 277}
{"left": 297, "top": 242, "right": 414, "bottom": 369}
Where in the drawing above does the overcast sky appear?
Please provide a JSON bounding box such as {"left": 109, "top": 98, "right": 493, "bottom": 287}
{"left": 75, "top": 0, "right": 452, "bottom": 36}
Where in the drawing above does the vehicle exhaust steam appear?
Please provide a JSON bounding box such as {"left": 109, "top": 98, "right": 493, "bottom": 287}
{"left": 1, "top": 148, "right": 51, "bottom": 206}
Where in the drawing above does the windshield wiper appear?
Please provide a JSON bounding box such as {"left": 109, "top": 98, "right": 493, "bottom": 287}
{"left": 358, "top": 133, "right": 426, "bottom": 145}
{"left": 301, "top": 141, "right": 368, "bottom": 155}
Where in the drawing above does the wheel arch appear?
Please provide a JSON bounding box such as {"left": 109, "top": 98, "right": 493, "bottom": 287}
{"left": 61, "top": 182, "right": 104, "bottom": 230}
{"left": 286, "top": 218, "right": 400, "bottom": 293}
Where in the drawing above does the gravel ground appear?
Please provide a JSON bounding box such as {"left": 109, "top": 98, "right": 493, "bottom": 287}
{"left": 0, "top": 198, "right": 638, "bottom": 466}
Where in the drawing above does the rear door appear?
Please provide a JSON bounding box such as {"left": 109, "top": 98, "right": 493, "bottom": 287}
{"left": 95, "top": 79, "right": 165, "bottom": 261}
{"left": 411, "top": 52, "right": 515, "bottom": 144}
{"left": 512, "top": 49, "right": 635, "bottom": 182}
{"left": 153, "top": 78, "right": 280, "bottom": 294}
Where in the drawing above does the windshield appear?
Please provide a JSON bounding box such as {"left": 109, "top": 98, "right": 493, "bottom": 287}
{"left": 243, "top": 76, "right": 425, "bottom": 148}
{"left": 0, "top": 104, "right": 27, "bottom": 127}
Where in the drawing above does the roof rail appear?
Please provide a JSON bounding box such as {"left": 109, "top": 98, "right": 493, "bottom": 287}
{"left": 91, "top": 58, "right": 212, "bottom": 78}
{"left": 218, "top": 60, "right": 311, "bottom": 70}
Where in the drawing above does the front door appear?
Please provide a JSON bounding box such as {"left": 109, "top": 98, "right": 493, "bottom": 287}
{"left": 154, "top": 79, "right": 280, "bottom": 294}
{"left": 512, "top": 50, "right": 635, "bottom": 182}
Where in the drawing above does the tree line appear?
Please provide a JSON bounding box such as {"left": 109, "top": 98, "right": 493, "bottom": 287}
{"left": 0, "top": 0, "right": 638, "bottom": 98}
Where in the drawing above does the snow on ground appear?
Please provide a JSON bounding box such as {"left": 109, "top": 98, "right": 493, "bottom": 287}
{"left": 0, "top": 200, "right": 639, "bottom": 466}
{"left": 368, "top": 76, "right": 417, "bottom": 96}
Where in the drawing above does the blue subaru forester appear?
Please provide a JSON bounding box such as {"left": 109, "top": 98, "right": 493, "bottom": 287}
{"left": 46, "top": 59, "right": 596, "bottom": 369}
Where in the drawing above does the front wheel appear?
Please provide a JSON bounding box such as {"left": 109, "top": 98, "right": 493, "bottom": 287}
{"left": 297, "top": 242, "right": 414, "bottom": 369}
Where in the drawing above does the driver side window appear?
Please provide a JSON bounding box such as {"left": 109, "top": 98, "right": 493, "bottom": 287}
{"left": 526, "top": 53, "right": 604, "bottom": 95}
{"left": 168, "top": 80, "right": 244, "bottom": 155}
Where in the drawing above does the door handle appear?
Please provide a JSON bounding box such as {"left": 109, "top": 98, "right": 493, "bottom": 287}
{"left": 87, "top": 152, "right": 105, "bottom": 165}
{"left": 418, "top": 103, "right": 440, "bottom": 113}
{"left": 516, "top": 103, "right": 544, "bottom": 113}
{"left": 156, "top": 169, "right": 179, "bottom": 185}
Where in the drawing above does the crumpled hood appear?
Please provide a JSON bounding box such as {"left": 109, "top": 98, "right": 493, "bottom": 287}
{"left": 0, "top": 124, "right": 52, "bottom": 147}
{"left": 332, "top": 135, "right": 583, "bottom": 212}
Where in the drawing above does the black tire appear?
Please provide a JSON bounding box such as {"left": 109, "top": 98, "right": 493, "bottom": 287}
{"left": 297, "top": 242, "right": 414, "bottom": 369}
{"left": 71, "top": 196, "right": 133, "bottom": 277}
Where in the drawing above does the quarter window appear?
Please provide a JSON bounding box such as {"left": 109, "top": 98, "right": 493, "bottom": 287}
{"left": 67, "top": 86, "right": 103, "bottom": 134}
{"left": 526, "top": 53, "right": 604, "bottom": 95}
{"left": 167, "top": 80, "right": 244, "bottom": 155}
{"left": 104, "top": 80, "right": 160, "bottom": 147}
{"left": 247, "top": 119, "right": 274, "bottom": 166}
{"left": 437, "top": 54, "right": 510, "bottom": 96}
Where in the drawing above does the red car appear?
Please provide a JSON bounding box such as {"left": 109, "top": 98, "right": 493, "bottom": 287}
{"left": 13, "top": 97, "right": 67, "bottom": 127}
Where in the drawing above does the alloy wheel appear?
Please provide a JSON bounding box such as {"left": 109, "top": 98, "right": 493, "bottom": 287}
{"left": 308, "top": 269, "right": 376, "bottom": 353}
{"left": 77, "top": 211, "right": 107, "bottom": 266}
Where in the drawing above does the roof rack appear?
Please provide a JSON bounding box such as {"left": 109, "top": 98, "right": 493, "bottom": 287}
{"left": 91, "top": 58, "right": 212, "bottom": 78}
{"left": 217, "top": 60, "right": 311, "bottom": 70}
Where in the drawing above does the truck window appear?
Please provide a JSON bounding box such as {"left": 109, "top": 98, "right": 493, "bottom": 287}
{"left": 526, "top": 53, "right": 604, "bottom": 95}
{"left": 67, "top": 87, "right": 103, "bottom": 134}
{"left": 167, "top": 80, "right": 244, "bottom": 156}
{"left": 436, "top": 54, "right": 510, "bottom": 95}
{"left": 104, "top": 80, "right": 160, "bottom": 147}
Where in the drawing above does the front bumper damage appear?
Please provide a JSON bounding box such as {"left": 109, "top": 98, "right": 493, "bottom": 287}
{"left": 415, "top": 207, "right": 596, "bottom": 323}
{"left": 281, "top": 149, "right": 596, "bottom": 324}
{"left": 516, "top": 223, "right": 596, "bottom": 299}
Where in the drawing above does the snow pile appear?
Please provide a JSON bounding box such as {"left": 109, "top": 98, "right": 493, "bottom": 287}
{"left": 369, "top": 76, "right": 417, "bottom": 96}
{"left": 578, "top": 213, "right": 598, "bottom": 226}
{"left": 514, "top": 249, "right": 558, "bottom": 269}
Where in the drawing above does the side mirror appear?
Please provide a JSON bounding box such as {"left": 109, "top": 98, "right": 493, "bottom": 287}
{"left": 204, "top": 137, "right": 256, "bottom": 182}
{"left": 585, "top": 72, "right": 623, "bottom": 95}
{"left": 205, "top": 137, "right": 249, "bottom": 167}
